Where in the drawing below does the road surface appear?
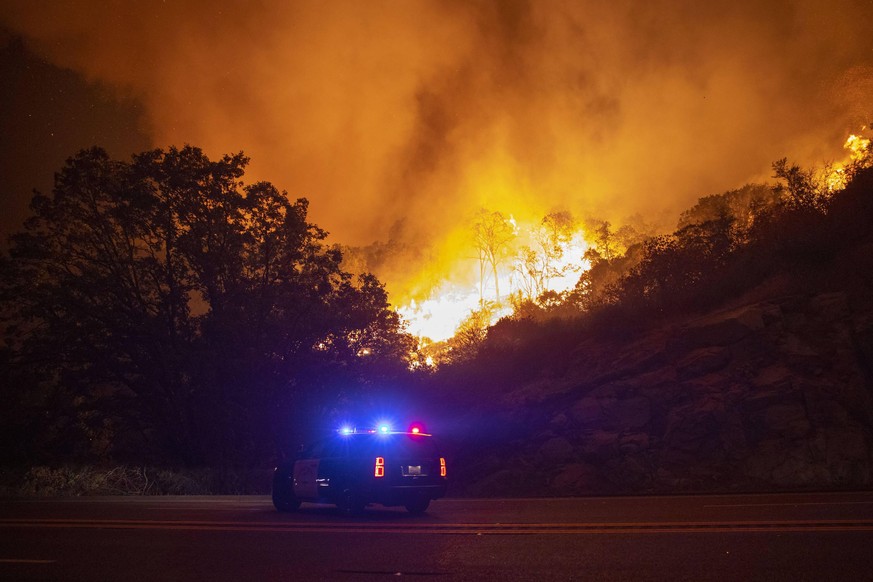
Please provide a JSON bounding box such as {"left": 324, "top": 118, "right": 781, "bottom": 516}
{"left": 2, "top": 491, "right": 872, "bottom": 580}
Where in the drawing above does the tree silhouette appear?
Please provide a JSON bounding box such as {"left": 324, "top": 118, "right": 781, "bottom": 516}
{"left": 772, "top": 158, "right": 827, "bottom": 211}
{"left": 1, "top": 146, "right": 412, "bottom": 473}
{"left": 472, "top": 209, "right": 516, "bottom": 304}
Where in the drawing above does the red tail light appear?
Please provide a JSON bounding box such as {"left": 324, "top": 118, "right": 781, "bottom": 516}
{"left": 440, "top": 457, "right": 446, "bottom": 477}
{"left": 374, "top": 456, "right": 385, "bottom": 478}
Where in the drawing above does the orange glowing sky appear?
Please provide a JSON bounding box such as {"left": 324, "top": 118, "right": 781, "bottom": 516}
{"left": 2, "top": 0, "right": 872, "bottom": 316}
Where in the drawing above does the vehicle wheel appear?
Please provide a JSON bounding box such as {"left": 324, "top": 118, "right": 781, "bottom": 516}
{"left": 404, "top": 497, "right": 430, "bottom": 515}
{"left": 272, "top": 472, "right": 301, "bottom": 512}
{"left": 339, "top": 490, "right": 366, "bottom": 515}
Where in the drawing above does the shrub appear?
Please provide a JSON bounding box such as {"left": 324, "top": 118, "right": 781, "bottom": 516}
{"left": 0, "top": 464, "right": 270, "bottom": 496}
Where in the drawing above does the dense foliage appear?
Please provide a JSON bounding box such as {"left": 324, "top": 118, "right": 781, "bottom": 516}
{"left": 428, "top": 153, "right": 873, "bottom": 408}
{"left": 423, "top": 160, "right": 873, "bottom": 497}
{"left": 0, "top": 146, "right": 414, "bottom": 482}
{"left": 3, "top": 139, "right": 871, "bottom": 494}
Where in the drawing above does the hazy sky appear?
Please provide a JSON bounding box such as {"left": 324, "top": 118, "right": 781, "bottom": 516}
{"left": 2, "top": 0, "right": 871, "bottom": 303}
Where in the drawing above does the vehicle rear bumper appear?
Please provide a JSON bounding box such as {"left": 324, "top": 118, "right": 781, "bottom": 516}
{"left": 369, "top": 483, "right": 448, "bottom": 506}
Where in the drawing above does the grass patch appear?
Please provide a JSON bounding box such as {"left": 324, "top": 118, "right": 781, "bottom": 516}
{"left": 0, "top": 465, "right": 271, "bottom": 496}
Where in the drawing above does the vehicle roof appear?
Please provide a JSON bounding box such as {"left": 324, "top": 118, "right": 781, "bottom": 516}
{"left": 337, "top": 430, "right": 432, "bottom": 437}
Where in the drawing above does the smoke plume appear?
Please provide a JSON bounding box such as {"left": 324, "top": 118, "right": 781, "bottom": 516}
{"left": 2, "top": 0, "right": 871, "bottom": 303}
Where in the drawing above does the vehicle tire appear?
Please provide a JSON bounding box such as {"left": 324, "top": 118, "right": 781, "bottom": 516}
{"left": 339, "top": 489, "right": 366, "bottom": 515}
{"left": 404, "top": 497, "right": 430, "bottom": 515}
{"left": 272, "top": 471, "right": 301, "bottom": 512}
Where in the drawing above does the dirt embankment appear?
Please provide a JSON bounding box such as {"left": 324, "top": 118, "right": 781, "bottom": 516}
{"left": 454, "top": 291, "right": 873, "bottom": 496}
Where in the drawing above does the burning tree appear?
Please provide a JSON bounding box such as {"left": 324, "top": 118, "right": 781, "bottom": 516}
{"left": 533, "top": 211, "right": 576, "bottom": 293}
{"left": 471, "top": 209, "right": 517, "bottom": 305}
{"left": 514, "top": 211, "right": 577, "bottom": 301}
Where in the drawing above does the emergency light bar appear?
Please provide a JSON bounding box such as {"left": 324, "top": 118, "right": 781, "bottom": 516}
{"left": 336, "top": 423, "right": 432, "bottom": 437}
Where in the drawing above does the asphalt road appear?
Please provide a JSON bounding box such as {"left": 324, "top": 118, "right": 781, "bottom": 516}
{"left": 2, "top": 492, "right": 872, "bottom": 581}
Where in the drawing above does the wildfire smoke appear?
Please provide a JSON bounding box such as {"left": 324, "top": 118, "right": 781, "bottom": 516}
{"left": 2, "top": 1, "right": 871, "bottom": 339}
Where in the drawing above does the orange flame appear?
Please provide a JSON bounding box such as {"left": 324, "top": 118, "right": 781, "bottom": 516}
{"left": 824, "top": 132, "right": 872, "bottom": 192}
{"left": 397, "top": 221, "right": 589, "bottom": 342}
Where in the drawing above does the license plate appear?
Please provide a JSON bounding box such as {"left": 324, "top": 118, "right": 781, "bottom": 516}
{"left": 406, "top": 465, "right": 423, "bottom": 476}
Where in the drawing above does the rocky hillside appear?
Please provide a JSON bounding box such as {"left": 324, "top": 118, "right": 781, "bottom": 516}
{"left": 449, "top": 291, "right": 873, "bottom": 496}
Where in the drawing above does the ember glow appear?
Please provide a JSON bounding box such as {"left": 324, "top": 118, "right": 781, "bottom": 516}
{"left": 399, "top": 290, "right": 487, "bottom": 344}
{"left": 825, "top": 131, "right": 873, "bottom": 191}
{"left": 846, "top": 134, "right": 872, "bottom": 163}
{"left": 396, "top": 223, "right": 589, "bottom": 342}
{"left": 397, "top": 125, "right": 871, "bottom": 343}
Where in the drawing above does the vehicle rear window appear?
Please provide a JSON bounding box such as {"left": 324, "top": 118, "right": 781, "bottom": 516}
{"left": 345, "top": 434, "right": 439, "bottom": 458}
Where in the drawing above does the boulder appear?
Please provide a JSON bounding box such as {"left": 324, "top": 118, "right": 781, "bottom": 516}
{"left": 569, "top": 397, "right": 602, "bottom": 427}
{"left": 550, "top": 462, "right": 611, "bottom": 493}
{"left": 538, "top": 437, "right": 575, "bottom": 463}
{"left": 674, "top": 305, "right": 766, "bottom": 349}
{"left": 676, "top": 347, "right": 732, "bottom": 380}
{"left": 579, "top": 430, "right": 620, "bottom": 460}
{"left": 603, "top": 396, "right": 652, "bottom": 430}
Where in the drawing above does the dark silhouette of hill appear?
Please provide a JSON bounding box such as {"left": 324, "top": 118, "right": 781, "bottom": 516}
{"left": 429, "top": 163, "right": 873, "bottom": 496}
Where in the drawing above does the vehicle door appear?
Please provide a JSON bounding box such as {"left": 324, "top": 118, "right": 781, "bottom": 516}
{"left": 293, "top": 442, "right": 323, "bottom": 499}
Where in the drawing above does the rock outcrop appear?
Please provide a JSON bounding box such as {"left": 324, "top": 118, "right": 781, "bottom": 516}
{"left": 461, "top": 292, "right": 873, "bottom": 496}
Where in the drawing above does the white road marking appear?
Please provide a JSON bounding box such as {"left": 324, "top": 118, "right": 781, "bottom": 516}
{"left": 705, "top": 501, "right": 873, "bottom": 508}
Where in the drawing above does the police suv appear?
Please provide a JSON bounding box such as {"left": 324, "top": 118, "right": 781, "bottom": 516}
{"left": 272, "top": 425, "right": 448, "bottom": 514}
